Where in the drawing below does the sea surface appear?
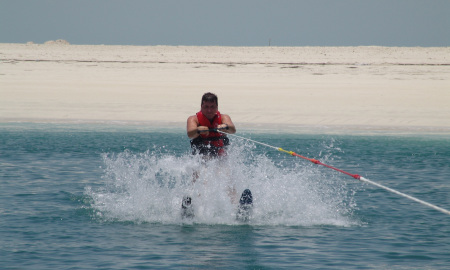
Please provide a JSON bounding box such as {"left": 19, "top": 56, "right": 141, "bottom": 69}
{"left": 1, "top": 123, "right": 449, "bottom": 269}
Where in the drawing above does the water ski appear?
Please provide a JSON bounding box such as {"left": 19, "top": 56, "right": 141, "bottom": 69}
{"left": 236, "top": 189, "right": 253, "bottom": 222}
{"left": 181, "top": 196, "right": 194, "bottom": 219}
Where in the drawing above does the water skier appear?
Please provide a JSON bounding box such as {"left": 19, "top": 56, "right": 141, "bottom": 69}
{"left": 187, "top": 92, "right": 236, "bottom": 157}
{"left": 182, "top": 92, "right": 252, "bottom": 220}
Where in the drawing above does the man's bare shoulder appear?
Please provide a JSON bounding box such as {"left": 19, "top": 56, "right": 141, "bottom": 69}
{"left": 221, "top": 114, "right": 232, "bottom": 120}
{"left": 187, "top": 115, "right": 199, "bottom": 124}
{"left": 187, "top": 115, "right": 198, "bottom": 120}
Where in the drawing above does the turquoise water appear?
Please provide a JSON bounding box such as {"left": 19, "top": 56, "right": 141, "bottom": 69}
{"left": 1, "top": 123, "right": 449, "bottom": 269}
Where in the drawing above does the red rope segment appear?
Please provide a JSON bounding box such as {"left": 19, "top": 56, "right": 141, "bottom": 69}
{"left": 277, "top": 148, "right": 361, "bottom": 180}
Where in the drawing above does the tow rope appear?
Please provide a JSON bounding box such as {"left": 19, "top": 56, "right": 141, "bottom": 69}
{"left": 216, "top": 130, "right": 450, "bottom": 216}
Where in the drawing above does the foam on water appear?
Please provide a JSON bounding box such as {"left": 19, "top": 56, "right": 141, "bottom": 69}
{"left": 86, "top": 140, "right": 358, "bottom": 226}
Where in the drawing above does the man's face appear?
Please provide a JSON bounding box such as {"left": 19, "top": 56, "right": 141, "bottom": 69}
{"left": 201, "top": 101, "right": 218, "bottom": 120}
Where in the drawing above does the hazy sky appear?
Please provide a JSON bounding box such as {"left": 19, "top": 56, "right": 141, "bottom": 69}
{"left": 1, "top": 0, "right": 449, "bottom": 46}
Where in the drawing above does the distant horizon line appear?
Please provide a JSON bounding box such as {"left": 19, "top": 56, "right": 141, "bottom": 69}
{"left": 3, "top": 40, "right": 449, "bottom": 48}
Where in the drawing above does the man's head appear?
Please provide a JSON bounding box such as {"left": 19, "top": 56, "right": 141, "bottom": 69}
{"left": 201, "top": 92, "right": 218, "bottom": 106}
{"left": 200, "top": 92, "right": 218, "bottom": 120}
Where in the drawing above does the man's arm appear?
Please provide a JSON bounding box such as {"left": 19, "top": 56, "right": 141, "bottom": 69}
{"left": 187, "top": 115, "right": 212, "bottom": 139}
{"left": 187, "top": 115, "right": 200, "bottom": 139}
{"left": 218, "top": 114, "right": 236, "bottom": 134}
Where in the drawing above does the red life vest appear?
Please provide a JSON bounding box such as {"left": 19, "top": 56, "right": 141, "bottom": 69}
{"left": 191, "top": 111, "right": 229, "bottom": 156}
{"left": 196, "top": 111, "right": 224, "bottom": 148}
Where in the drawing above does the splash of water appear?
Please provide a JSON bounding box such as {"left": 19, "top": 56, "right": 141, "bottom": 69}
{"left": 85, "top": 140, "right": 358, "bottom": 226}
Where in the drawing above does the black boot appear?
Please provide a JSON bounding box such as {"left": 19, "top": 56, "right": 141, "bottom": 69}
{"left": 236, "top": 189, "right": 253, "bottom": 222}
{"left": 181, "top": 196, "right": 194, "bottom": 219}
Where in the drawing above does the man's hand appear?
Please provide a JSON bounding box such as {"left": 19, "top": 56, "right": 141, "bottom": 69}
{"left": 217, "top": 124, "right": 229, "bottom": 131}
{"left": 197, "top": 125, "right": 210, "bottom": 136}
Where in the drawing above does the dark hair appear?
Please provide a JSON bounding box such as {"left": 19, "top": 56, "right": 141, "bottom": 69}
{"left": 201, "top": 92, "right": 218, "bottom": 105}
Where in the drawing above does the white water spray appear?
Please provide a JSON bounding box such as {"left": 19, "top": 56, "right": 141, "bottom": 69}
{"left": 86, "top": 141, "right": 358, "bottom": 226}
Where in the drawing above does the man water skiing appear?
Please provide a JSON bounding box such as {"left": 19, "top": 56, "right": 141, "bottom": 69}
{"left": 182, "top": 92, "right": 253, "bottom": 220}
{"left": 187, "top": 92, "right": 236, "bottom": 157}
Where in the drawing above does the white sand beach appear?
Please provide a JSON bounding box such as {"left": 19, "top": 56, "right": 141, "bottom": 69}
{"left": 1, "top": 43, "right": 449, "bottom": 133}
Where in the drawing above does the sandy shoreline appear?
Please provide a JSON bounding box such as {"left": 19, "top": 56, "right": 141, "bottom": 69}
{"left": 1, "top": 43, "right": 449, "bottom": 133}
